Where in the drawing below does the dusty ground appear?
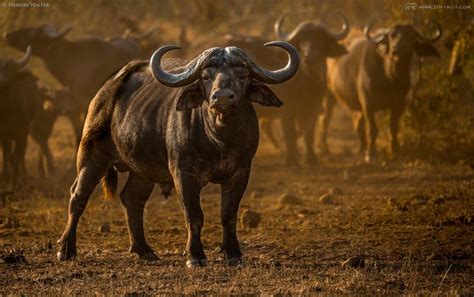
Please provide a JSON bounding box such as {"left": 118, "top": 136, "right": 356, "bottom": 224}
{"left": 1, "top": 107, "right": 473, "bottom": 295}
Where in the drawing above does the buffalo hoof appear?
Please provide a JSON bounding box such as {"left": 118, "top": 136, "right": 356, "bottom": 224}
{"left": 56, "top": 238, "right": 77, "bottom": 261}
{"left": 186, "top": 258, "right": 207, "bottom": 268}
{"left": 139, "top": 252, "right": 159, "bottom": 261}
{"left": 56, "top": 250, "right": 76, "bottom": 261}
{"left": 225, "top": 257, "right": 243, "bottom": 267}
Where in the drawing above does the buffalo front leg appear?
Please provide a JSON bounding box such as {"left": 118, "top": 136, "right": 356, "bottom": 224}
{"left": 362, "top": 108, "right": 378, "bottom": 163}
{"left": 1, "top": 140, "right": 12, "bottom": 182}
{"left": 300, "top": 115, "right": 318, "bottom": 166}
{"left": 37, "top": 149, "right": 46, "bottom": 177}
{"left": 37, "top": 137, "right": 56, "bottom": 176}
{"left": 352, "top": 112, "right": 367, "bottom": 156}
{"left": 390, "top": 108, "right": 403, "bottom": 156}
{"left": 57, "top": 148, "right": 110, "bottom": 261}
{"left": 12, "top": 135, "right": 28, "bottom": 185}
{"left": 67, "top": 111, "right": 84, "bottom": 147}
{"left": 220, "top": 167, "right": 250, "bottom": 266}
{"left": 120, "top": 173, "right": 157, "bottom": 261}
{"left": 172, "top": 171, "right": 206, "bottom": 268}
{"left": 281, "top": 115, "right": 299, "bottom": 166}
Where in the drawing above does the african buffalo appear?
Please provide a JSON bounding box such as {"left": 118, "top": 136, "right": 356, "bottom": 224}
{"left": 57, "top": 42, "right": 299, "bottom": 267}
{"left": 321, "top": 21, "right": 442, "bottom": 162}
{"left": 3, "top": 24, "right": 136, "bottom": 144}
{"left": 30, "top": 88, "right": 70, "bottom": 177}
{"left": 270, "top": 13, "right": 349, "bottom": 165}
{"left": 0, "top": 47, "right": 41, "bottom": 184}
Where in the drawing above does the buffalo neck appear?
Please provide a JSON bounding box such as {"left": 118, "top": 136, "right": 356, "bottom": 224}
{"left": 383, "top": 52, "right": 413, "bottom": 83}
{"left": 37, "top": 40, "right": 74, "bottom": 87}
{"left": 201, "top": 100, "right": 255, "bottom": 152}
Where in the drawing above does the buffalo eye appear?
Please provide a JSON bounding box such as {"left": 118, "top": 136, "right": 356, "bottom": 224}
{"left": 202, "top": 74, "right": 211, "bottom": 81}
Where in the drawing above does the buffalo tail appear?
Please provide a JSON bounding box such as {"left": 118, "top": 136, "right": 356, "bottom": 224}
{"left": 101, "top": 167, "right": 118, "bottom": 200}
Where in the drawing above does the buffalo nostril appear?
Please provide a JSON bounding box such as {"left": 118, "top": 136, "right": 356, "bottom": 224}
{"left": 228, "top": 94, "right": 234, "bottom": 99}
{"left": 2, "top": 32, "right": 9, "bottom": 40}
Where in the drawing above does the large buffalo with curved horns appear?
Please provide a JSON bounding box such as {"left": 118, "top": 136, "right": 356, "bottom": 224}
{"left": 57, "top": 42, "right": 299, "bottom": 267}
{"left": 320, "top": 21, "right": 442, "bottom": 162}
{"left": 267, "top": 12, "right": 349, "bottom": 165}
{"left": 3, "top": 24, "right": 137, "bottom": 144}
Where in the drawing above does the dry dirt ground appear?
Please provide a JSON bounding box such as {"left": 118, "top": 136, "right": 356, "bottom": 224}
{"left": 1, "top": 107, "right": 473, "bottom": 295}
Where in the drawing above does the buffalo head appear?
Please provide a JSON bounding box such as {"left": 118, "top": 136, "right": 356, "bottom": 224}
{"left": 0, "top": 46, "right": 31, "bottom": 86}
{"left": 275, "top": 12, "right": 349, "bottom": 63}
{"left": 150, "top": 42, "right": 299, "bottom": 126}
{"left": 365, "top": 21, "right": 442, "bottom": 59}
{"left": 3, "top": 24, "right": 72, "bottom": 54}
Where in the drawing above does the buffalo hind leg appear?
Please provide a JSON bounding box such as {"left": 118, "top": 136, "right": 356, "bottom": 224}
{"left": 221, "top": 168, "right": 250, "bottom": 266}
{"left": 318, "top": 93, "right": 336, "bottom": 156}
{"left": 57, "top": 148, "right": 110, "bottom": 261}
{"left": 120, "top": 173, "right": 157, "bottom": 261}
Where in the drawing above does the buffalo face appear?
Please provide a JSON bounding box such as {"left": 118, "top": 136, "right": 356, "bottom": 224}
{"left": 366, "top": 22, "right": 442, "bottom": 59}
{"left": 0, "top": 46, "right": 31, "bottom": 87}
{"left": 3, "top": 24, "right": 71, "bottom": 55}
{"left": 286, "top": 24, "right": 348, "bottom": 63}
{"left": 150, "top": 42, "right": 300, "bottom": 127}
{"left": 275, "top": 13, "right": 349, "bottom": 67}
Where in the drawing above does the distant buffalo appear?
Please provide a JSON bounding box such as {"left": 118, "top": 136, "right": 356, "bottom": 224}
{"left": 0, "top": 47, "right": 40, "bottom": 184}
{"left": 270, "top": 13, "right": 349, "bottom": 165}
{"left": 321, "top": 21, "right": 442, "bottom": 161}
{"left": 31, "top": 88, "right": 71, "bottom": 177}
{"left": 193, "top": 13, "right": 349, "bottom": 165}
{"left": 57, "top": 42, "right": 299, "bottom": 267}
{"left": 3, "top": 24, "right": 136, "bottom": 144}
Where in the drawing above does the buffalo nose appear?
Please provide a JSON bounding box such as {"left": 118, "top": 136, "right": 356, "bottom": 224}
{"left": 211, "top": 89, "right": 235, "bottom": 102}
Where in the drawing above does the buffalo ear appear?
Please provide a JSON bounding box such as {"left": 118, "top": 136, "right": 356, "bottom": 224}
{"left": 415, "top": 41, "right": 440, "bottom": 57}
{"left": 176, "top": 81, "right": 204, "bottom": 110}
{"left": 246, "top": 80, "right": 283, "bottom": 107}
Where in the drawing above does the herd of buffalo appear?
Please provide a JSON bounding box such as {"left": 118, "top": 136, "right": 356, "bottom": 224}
{"left": 0, "top": 14, "right": 443, "bottom": 267}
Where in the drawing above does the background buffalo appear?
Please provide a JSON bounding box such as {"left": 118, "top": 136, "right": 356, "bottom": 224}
{"left": 0, "top": 0, "right": 472, "bottom": 295}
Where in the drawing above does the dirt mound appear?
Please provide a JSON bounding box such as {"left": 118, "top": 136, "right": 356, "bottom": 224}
{"left": 241, "top": 209, "right": 262, "bottom": 229}
{"left": 278, "top": 193, "right": 303, "bottom": 206}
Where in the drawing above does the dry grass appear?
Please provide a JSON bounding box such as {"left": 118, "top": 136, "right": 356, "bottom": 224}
{"left": 1, "top": 108, "right": 473, "bottom": 295}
